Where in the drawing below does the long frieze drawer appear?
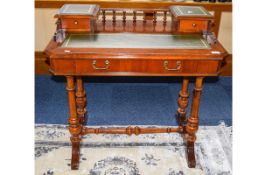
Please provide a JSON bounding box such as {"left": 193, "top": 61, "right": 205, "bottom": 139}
{"left": 51, "top": 59, "right": 220, "bottom": 75}
{"left": 75, "top": 60, "right": 198, "bottom": 74}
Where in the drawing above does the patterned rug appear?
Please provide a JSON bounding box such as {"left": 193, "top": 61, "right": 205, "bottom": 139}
{"left": 35, "top": 122, "right": 232, "bottom": 175}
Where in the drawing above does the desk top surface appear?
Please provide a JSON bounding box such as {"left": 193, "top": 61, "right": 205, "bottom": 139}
{"left": 61, "top": 33, "right": 210, "bottom": 49}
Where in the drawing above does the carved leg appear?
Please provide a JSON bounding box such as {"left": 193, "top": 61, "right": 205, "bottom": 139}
{"left": 76, "top": 76, "right": 87, "bottom": 125}
{"left": 185, "top": 77, "right": 204, "bottom": 168}
{"left": 66, "top": 76, "right": 82, "bottom": 170}
{"left": 177, "top": 77, "right": 190, "bottom": 125}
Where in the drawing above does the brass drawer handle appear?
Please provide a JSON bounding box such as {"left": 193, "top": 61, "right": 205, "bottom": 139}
{"left": 92, "top": 60, "right": 110, "bottom": 70}
{"left": 74, "top": 21, "right": 78, "bottom": 25}
{"left": 192, "top": 23, "right": 197, "bottom": 28}
{"left": 164, "top": 61, "right": 182, "bottom": 71}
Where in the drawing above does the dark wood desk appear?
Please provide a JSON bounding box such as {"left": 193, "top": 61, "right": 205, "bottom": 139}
{"left": 45, "top": 4, "right": 227, "bottom": 170}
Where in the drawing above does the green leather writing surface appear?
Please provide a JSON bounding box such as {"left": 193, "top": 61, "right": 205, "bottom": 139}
{"left": 170, "top": 6, "right": 212, "bottom": 17}
{"left": 62, "top": 33, "right": 210, "bottom": 49}
{"left": 59, "top": 4, "right": 97, "bottom": 15}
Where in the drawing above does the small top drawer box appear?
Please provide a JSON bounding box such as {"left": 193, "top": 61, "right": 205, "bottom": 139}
{"left": 170, "top": 6, "right": 214, "bottom": 33}
{"left": 55, "top": 4, "right": 100, "bottom": 32}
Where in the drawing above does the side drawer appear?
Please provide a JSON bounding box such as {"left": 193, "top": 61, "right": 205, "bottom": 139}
{"left": 178, "top": 20, "right": 208, "bottom": 32}
{"left": 61, "top": 18, "right": 91, "bottom": 32}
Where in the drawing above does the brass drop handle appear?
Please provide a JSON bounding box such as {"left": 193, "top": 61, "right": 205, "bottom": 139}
{"left": 92, "top": 60, "right": 110, "bottom": 70}
{"left": 192, "top": 23, "right": 197, "bottom": 28}
{"left": 74, "top": 21, "right": 78, "bottom": 25}
{"left": 164, "top": 61, "right": 182, "bottom": 71}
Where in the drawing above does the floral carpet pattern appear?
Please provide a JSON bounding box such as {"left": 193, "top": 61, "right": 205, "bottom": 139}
{"left": 35, "top": 122, "right": 232, "bottom": 175}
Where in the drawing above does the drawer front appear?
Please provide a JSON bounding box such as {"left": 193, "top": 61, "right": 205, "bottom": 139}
{"left": 179, "top": 20, "right": 208, "bottom": 32}
{"left": 51, "top": 59, "right": 220, "bottom": 75}
{"left": 73, "top": 59, "right": 219, "bottom": 75}
{"left": 75, "top": 59, "right": 196, "bottom": 74}
{"left": 61, "top": 18, "right": 91, "bottom": 32}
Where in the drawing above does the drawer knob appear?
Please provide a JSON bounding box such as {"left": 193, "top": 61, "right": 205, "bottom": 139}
{"left": 92, "top": 60, "right": 110, "bottom": 70}
{"left": 192, "top": 23, "right": 197, "bottom": 28}
{"left": 164, "top": 61, "right": 182, "bottom": 71}
{"left": 74, "top": 21, "right": 78, "bottom": 25}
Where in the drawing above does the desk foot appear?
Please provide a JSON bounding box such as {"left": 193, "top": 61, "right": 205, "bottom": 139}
{"left": 71, "top": 140, "right": 80, "bottom": 170}
{"left": 187, "top": 141, "right": 196, "bottom": 168}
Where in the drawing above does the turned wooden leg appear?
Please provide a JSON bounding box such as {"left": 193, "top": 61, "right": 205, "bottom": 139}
{"left": 185, "top": 77, "right": 204, "bottom": 168}
{"left": 76, "top": 76, "right": 87, "bottom": 125}
{"left": 177, "top": 77, "right": 190, "bottom": 125}
{"left": 66, "top": 76, "right": 82, "bottom": 170}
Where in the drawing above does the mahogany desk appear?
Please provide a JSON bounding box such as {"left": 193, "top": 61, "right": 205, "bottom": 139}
{"left": 45, "top": 4, "right": 227, "bottom": 170}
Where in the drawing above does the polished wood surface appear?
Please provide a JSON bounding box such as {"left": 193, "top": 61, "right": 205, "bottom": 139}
{"left": 76, "top": 77, "right": 87, "bottom": 124}
{"left": 44, "top": 5, "right": 228, "bottom": 170}
{"left": 35, "top": 51, "right": 232, "bottom": 76}
{"left": 35, "top": 0, "right": 232, "bottom": 74}
{"left": 56, "top": 4, "right": 100, "bottom": 32}
{"left": 61, "top": 18, "right": 92, "bottom": 32}
{"left": 178, "top": 20, "right": 208, "bottom": 32}
{"left": 35, "top": 0, "right": 232, "bottom": 11}
{"left": 48, "top": 50, "right": 224, "bottom": 76}
{"left": 185, "top": 76, "right": 203, "bottom": 167}
{"left": 177, "top": 77, "right": 189, "bottom": 125}
{"left": 35, "top": 0, "right": 232, "bottom": 36}
{"left": 83, "top": 126, "right": 184, "bottom": 135}
{"left": 66, "top": 76, "right": 82, "bottom": 170}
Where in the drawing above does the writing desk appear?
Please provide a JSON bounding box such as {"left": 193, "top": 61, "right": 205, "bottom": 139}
{"left": 45, "top": 4, "right": 227, "bottom": 170}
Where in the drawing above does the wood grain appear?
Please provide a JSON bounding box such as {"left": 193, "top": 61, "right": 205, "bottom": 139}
{"left": 76, "top": 77, "right": 87, "bottom": 124}
{"left": 177, "top": 77, "right": 189, "bottom": 125}
{"left": 185, "top": 76, "right": 204, "bottom": 167}
{"left": 35, "top": 51, "right": 232, "bottom": 76}
{"left": 66, "top": 76, "right": 82, "bottom": 170}
{"left": 43, "top": 5, "right": 231, "bottom": 170}
{"left": 83, "top": 126, "right": 183, "bottom": 135}
{"left": 35, "top": 0, "right": 232, "bottom": 12}
{"left": 35, "top": 1, "right": 232, "bottom": 54}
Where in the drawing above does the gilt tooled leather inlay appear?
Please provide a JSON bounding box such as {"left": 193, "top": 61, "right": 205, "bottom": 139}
{"left": 62, "top": 33, "right": 210, "bottom": 49}
{"left": 59, "top": 4, "right": 96, "bottom": 15}
{"left": 171, "top": 6, "right": 212, "bottom": 17}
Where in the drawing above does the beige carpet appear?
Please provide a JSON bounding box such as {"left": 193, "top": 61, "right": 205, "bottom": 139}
{"left": 35, "top": 123, "right": 232, "bottom": 175}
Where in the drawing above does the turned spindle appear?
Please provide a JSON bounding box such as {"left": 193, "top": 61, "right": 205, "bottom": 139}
{"left": 75, "top": 76, "right": 87, "bottom": 124}
{"left": 153, "top": 11, "right": 157, "bottom": 23}
{"left": 133, "top": 11, "right": 137, "bottom": 23}
{"left": 112, "top": 10, "right": 116, "bottom": 23}
{"left": 102, "top": 10, "right": 106, "bottom": 23}
{"left": 177, "top": 77, "right": 190, "bottom": 125}
{"left": 163, "top": 11, "right": 167, "bottom": 24}
{"left": 123, "top": 11, "right": 126, "bottom": 23}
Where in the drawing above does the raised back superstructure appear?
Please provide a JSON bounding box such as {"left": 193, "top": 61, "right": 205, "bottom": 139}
{"left": 54, "top": 4, "right": 216, "bottom": 44}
